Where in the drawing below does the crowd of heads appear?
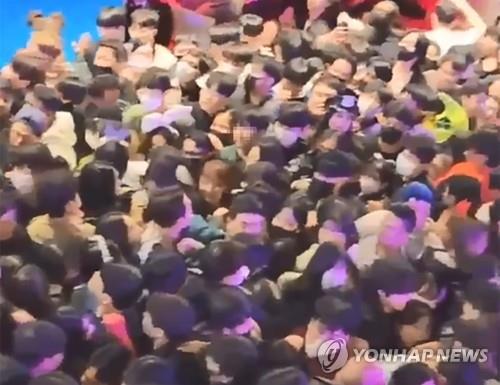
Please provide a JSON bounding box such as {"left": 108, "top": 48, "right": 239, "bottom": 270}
{"left": 0, "top": 0, "right": 499, "bottom": 385}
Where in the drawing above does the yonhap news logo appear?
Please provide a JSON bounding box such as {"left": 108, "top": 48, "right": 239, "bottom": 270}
{"left": 316, "top": 339, "right": 490, "bottom": 373}
{"left": 317, "top": 338, "right": 349, "bottom": 373}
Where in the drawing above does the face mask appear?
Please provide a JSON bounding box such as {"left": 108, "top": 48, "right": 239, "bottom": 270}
{"left": 214, "top": 132, "right": 233, "bottom": 147}
{"left": 6, "top": 167, "right": 34, "bottom": 194}
{"left": 275, "top": 124, "right": 299, "bottom": 147}
{"left": 396, "top": 151, "right": 419, "bottom": 177}
{"left": 360, "top": 176, "right": 381, "bottom": 194}
{"left": 139, "top": 94, "right": 163, "bottom": 111}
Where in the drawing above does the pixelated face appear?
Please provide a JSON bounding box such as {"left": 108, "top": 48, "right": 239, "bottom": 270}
{"left": 128, "top": 22, "right": 156, "bottom": 45}
{"left": 98, "top": 26, "right": 125, "bottom": 42}
{"left": 199, "top": 86, "right": 227, "bottom": 114}
{"left": 211, "top": 110, "right": 233, "bottom": 135}
{"left": 233, "top": 213, "right": 266, "bottom": 236}
{"left": 233, "top": 125, "right": 258, "bottom": 150}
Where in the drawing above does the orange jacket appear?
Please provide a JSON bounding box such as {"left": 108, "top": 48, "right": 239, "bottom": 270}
{"left": 434, "top": 161, "right": 492, "bottom": 204}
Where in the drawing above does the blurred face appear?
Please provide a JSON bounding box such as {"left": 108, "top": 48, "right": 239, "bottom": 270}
{"left": 274, "top": 123, "right": 302, "bottom": 147}
{"left": 318, "top": 220, "right": 347, "bottom": 250}
{"left": 211, "top": 110, "right": 233, "bottom": 135}
{"left": 124, "top": 215, "right": 142, "bottom": 245}
{"left": 399, "top": 314, "right": 432, "bottom": 347}
{"left": 199, "top": 87, "right": 227, "bottom": 114}
{"left": 5, "top": 166, "right": 34, "bottom": 194}
{"left": 465, "top": 230, "right": 488, "bottom": 256}
{"left": 129, "top": 23, "right": 156, "bottom": 45}
{"left": 250, "top": 71, "right": 275, "bottom": 98}
{"left": 328, "top": 111, "right": 353, "bottom": 133}
{"left": 9, "top": 121, "right": 37, "bottom": 146}
{"left": 308, "top": 82, "right": 336, "bottom": 116}
{"left": 65, "top": 194, "right": 84, "bottom": 219}
{"left": 199, "top": 164, "right": 225, "bottom": 205}
{"left": 94, "top": 46, "right": 116, "bottom": 68}
{"left": 408, "top": 199, "right": 431, "bottom": 230}
{"left": 464, "top": 149, "right": 488, "bottom": 167}
{"left": 379, "top": 213, "right": 409, "bottom": 249}
{"left": 98, "top": 26, "right": 125, "bottom": 42}
{"left": 384, "top": 292, "right": 414, "bottom": 311}
{"left": 233, "top": 125, "right": 257, "bottom": 150}
{"left": 328, "top": 59, "right": 353, "bottom": 82}
{"left": 137, "top": 88, "right": 163, "bottom": 111}
{"left": 0, "top": 208, "right": 17, "bottom": 240}
{"left": 437, "top": 60, "right": 461, "bottom": 86}
{"left": 489, "top": 80, "right": 500, "bottom": 103}
{"left": 232, "top": 213, "right": 266, "bottom": 236}
{"left": 102, "top": 88, "right": 120, "bottom": 105}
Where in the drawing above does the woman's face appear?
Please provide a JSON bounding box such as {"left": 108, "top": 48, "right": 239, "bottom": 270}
{"left": 124, "top": 215, "right": 142, "bottom": 245}
{"left": 252, "top": 74, "right": 275, "bottom": 98}
{"left": 379, "top": 214, "right": 409, "bottom": 249}
{"left": 329, "top": 111, "right": 353, "bottom": 133}
{"left": 199, "top": 164, "right": 225, "bottom": 205}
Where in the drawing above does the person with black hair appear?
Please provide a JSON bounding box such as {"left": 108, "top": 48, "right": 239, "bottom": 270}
{"left": 81, "top": 342, "right": 132, "bottom": 385}
{"left": 219, "top": 106, "right": 270, "bottom": 165}
{"left": 307, "top": 75, "right": 344, "bottom": 120}
{"left": 85, "top": 74, "right": 123, "bottom": 122}
{"left": 189, "top": 71, "right": 238, "bottom": 132}
{"left": 273, "top": 102, "right": 310, "bottom": 164}
{"left": 27, "top": 169, "right": 95, "bottom": 244}
{"left": 274, "top": 58, "right": 310, "bottom": 102}
{"left": 205, "top": 335, "right": 259, "bottom": 385}
{"left": 95, "top": 211, "right": 143, "bottom": 266}
{"left": 12, "top": 320, "right": 66, "bottom": 377}
{"left": 122, "top": 355, "right": 176, "bottom": 385}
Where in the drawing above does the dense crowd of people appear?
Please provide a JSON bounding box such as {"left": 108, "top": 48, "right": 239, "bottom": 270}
{"left": 0, "top": 0, "right": 499, "bottom": 384}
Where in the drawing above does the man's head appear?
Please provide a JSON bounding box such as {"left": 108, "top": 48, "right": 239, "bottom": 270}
{"left": 87, "top": 74, "right": 121, "bottom": 106}
{"left": 143, "top": 293, "right": 196, "bottom": 344}
{"left": 307, "top": 75, "right": 343, "bottom": 117}
{"left": 199, "top": 72, "right": 238, "bottom": 115}
{"left": 208, "top": 287, "right": 255, "bottom": 336}
{"left": 141, "top": 248, "right": 187, "bottom": 294}
{"left": 465, "top": 131, "right": 500, "bottom": 168}
{"left": 200, "top": 240, "right": 249, "bottom": 286}
{"left": 123, "top": 356, "right": 176, "bottom": 385}
{"left": 93, "top": 40, "right": 127, "bottom": 72}
{"left": 82, "top": 342, "right": 132, "bottom": 385}
{"left": 227, "top": 193, "right": 266, "bottom": 237}
{"left": 396, "top": 135, "right": 437, "bottom": 178}
{"left": 101, "top": 262, "right": 143, "bottom": 311}
{"left": 233, "top": 107, "right": 269, "bottom": 152}
{"left": 368, "top": 258, "right": 423, "bottom": 312}
{"left": 136, "top": 68, "right": 172, "bottom": 111}
{"left": 305, "top": 289, "right": 363, "bottom": 358}
{"left": 458, "top": 79, "right": 489, "bottom": 116}
{"left": 394, "top": 182, "right": 434, "bottom": 230}
{"left": 378, "top": 203, "right": 417, "bottom": 250}
{"left": 146, "top": 188, "right": 193, "bottom": 238}
{"left": 205, "top": 336, "right": 259, "bottom": 385}
{"left": 390, "top": 363, "right": 437, "bottom": 385}
{"left": 96, "top": 7, "right": 127, "bottom": 42}
{"left": 35, "top": 169, "right": 80, "bottom": 219}
{"left": 13, "top": 321, "right": 66, "bottom": 377}
{"left": 275, "top": 102, "right": 310, "bottom": 148}
{"left": 129, "top": 9, "right": 159, "bottom": 45}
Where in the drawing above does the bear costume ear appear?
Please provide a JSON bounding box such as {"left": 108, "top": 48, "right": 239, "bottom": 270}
{"left": 49, "top": 12, "right": 65, "bottom": 29}
{"left": 27, "top": 10, "right": 44, "bottom": 29}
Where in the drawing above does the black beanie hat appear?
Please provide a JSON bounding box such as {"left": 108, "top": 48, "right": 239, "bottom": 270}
{"left": 0, "top": 355, "right": 30, "bottom": 385}
{"left": 141, "top": 248, "right": 187, "bottom": 294}
{"left": 146, "top": 293, "right": 196, "bottom": 339}
{"left": 29, "top": 372, "right": 79, "bottom": 385}
{"left": 101, "top": 263, "right": 143, "bottom": 310}
{"left": 206, "top": 336, "right": 259, "bottom": 377}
